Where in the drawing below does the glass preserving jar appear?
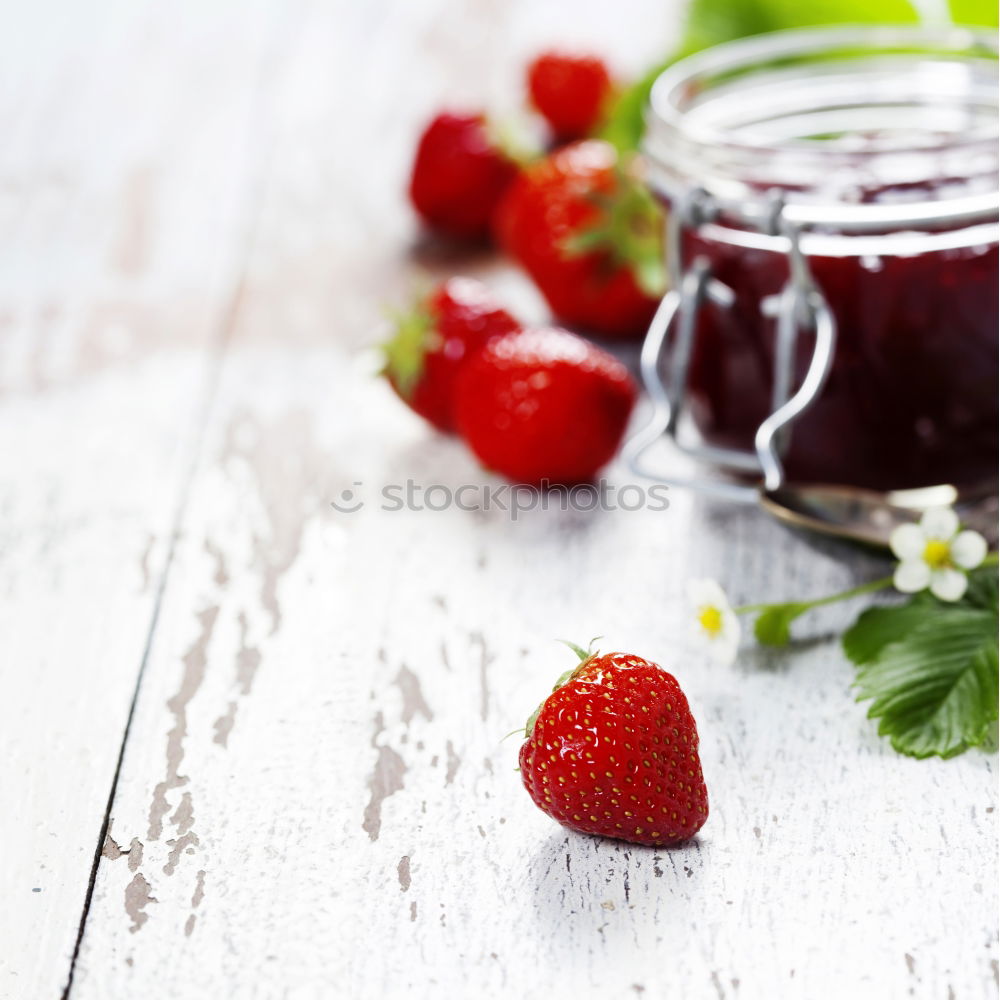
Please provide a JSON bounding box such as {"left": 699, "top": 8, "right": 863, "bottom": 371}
{"left": 640, "top": 26, "right": 999, "bottom": 492}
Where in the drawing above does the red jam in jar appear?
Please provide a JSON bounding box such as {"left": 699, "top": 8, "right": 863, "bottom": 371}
{"left": 645, "top": 27, "right": 999, "bottom": 490}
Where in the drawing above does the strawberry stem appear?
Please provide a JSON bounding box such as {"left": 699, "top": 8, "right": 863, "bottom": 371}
{"left": 734, "top": 575, "right": 894, "bottom": 615}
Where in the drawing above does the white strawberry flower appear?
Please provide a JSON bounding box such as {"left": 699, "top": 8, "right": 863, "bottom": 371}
{"left": 687, "top": 578, "right": 740, "bottom": 665}
{"left": 889, "top": 507, "right": 987, "bottom": 602}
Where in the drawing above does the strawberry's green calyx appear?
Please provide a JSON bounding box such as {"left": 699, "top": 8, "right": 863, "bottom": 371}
{"left": 524, "top": 638, "right": 604, "bottom": 736}
{"left": 562, "top": 155, "right": 666, "bottom": 296}
{"left": 559, "top": 639, "right": 592, "bottom": 663}
{"left": 487, "top": 116, "right": 541, "bottom": 169}
{"left": 524, "top": 703, "right": 544, "bottom": 739}
{"left": 382, "top": 301, "right": 440, "bottom": 398}
{"left": 559, "top": 635, "right": 603, "bottom": 666}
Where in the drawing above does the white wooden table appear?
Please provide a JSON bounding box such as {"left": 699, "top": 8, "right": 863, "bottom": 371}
{"left": 2, "top": 2, "right": 996, "bottom": 998}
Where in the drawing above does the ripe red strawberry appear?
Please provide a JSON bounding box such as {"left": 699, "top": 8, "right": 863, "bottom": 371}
{"left": 408, "top": 112, "right": 520, "bottom": 240}
{"left": 519, "top": 645, "right": 709, "bottom": 847}
{"left": 454, "top": 326, "right": 636, "bottom": 484}
{"left": 495, "top": 140, "right": 664, "bottom": 339}
{"left": 383, "top": 278, "right": 521, "bottom": 432}
{"left": 527, "top": 50, "right": 614, "bottom": 142}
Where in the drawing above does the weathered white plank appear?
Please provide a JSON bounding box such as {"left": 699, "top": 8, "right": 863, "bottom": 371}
{"left": 51, "top": 1, "right": 999, "bottom": 998}
{"left": 71, "top": 343, "right": 999, "bottom": 999}
{"left": 73, "top": 355, "right": 1000, "bottom": 996}
{"left": 0, "top": 2, "right": 288, "bottom": 995}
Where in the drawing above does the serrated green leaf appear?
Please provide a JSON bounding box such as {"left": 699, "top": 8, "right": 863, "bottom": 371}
{"left": 964, "top": 565, "right": 998, "bottom": 610}
{"left": 842, "top": 596, "right": 935, "bottom": 664}
{"left": 753, "top": 602, "right": 811, "bottom": 645}
{"left": 845, "top": 568, "right": 999, "bottom": 759}
{"left": 854, "top": 612, "right": 998, "bottom": 758}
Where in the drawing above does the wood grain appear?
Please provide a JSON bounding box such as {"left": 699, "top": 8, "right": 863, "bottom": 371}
{"left": 4, "top": 1, "right": 996, "bottom": 998}
{"left": 0, "top": 1, "right": 287, "bottom": 995}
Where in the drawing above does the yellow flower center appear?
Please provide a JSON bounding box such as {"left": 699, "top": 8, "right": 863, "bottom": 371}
{"left": 698, "top": 606, "right": 723, "bottom": 637}
{"left": 923, "top": 539, "right": 952, "bottom": 570}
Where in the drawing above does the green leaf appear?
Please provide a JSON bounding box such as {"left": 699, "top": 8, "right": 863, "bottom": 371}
{"left": 964, "top": 565, "right": 998, "bottom": 610}
{"left": 844, "top": 568, "right": 999, "bottom": 759}
{"left": 841, "top": 594, "right": 935, "bottom": 663}
{"left": 601, "top": 0, "right": 922, "bottom": 153}
{"left": 683, "top": 0, "right": 921, "bottom": 52}
{"left": 600, "top": 60, "right": 673, "bottom": 154}
{"left": 948, "top": 0, "right": 998, "bottom": 27}
{"left": 753, "top": 602, "right": 811, "bottom": 646}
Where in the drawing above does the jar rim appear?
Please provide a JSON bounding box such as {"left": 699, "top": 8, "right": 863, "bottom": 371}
{"left": 644, "top": 24, "right": 1000, "bottom": 231}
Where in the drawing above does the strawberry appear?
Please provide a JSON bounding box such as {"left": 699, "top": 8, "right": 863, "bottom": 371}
{"left": 519, "top": 644, "right": 709, "bottom": 847}
{"left": 453, "top": 326, "right": 636, "bottom": 484}
{"left": 527, "top": 50, "right": 614, "bottom": 143}
{"left": 495, "top": 140, "right": 664, "bottom": 339}
{"left": 408, "top": 112, "right": 520, "bottom": 241}
{"left": 383, "top": 278, "right": 521, "bottom": 432}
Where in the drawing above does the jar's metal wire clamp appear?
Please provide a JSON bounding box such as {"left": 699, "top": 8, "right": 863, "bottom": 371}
{"left": 624, "top": 189, "right": 838, "bottom": 502}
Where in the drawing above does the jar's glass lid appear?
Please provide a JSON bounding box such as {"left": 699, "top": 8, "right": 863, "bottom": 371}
{"left": 644, "top": 26, "right": 999, "bottom": 230}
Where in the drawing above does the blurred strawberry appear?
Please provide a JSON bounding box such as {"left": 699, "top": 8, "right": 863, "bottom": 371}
{"left": 454, "top": 326, "right": 636, "bottom": 484}
{"left": 495, "top": 140, "right": 664, "bottom": 340}
{"left": 527, "top": 50, "right": 614, "bottom": 143}
{"left": 408, "top": 112, "right": 520, "bottom": 241}
{"left": 383, "top": 278, "right": 521, "bottom": 432}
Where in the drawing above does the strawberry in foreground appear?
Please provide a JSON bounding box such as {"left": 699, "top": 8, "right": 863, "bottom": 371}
{"left": 527, "top": 50, "right": 614, "bottom": 143}
{"left": 383, "top": 278, "right": 521, "bottom": 432}
{"left": 495, "top": 139, "right": 664, "bottom": 339}
{"left": 519, "top": 644, "right": 709, "bottom": 847}
{"left": 408, "top": 112, "right": 520, "bottom": 241}
{"left": 454, "top": 326, "right": 636, "bottom": 484}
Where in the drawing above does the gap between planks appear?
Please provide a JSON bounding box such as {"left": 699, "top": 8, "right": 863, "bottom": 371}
{"left": 57, "top": 9, "right": 302, "bottom": 992}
